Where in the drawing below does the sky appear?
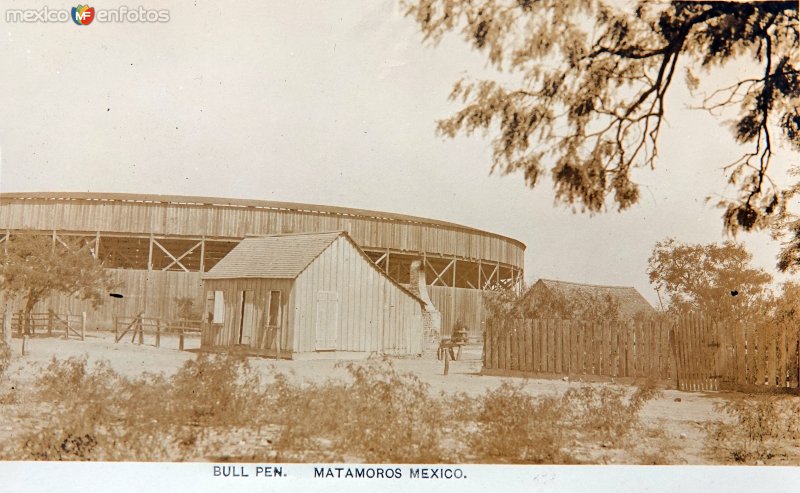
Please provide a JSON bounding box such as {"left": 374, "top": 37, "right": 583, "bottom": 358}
{"left": 0, "top": 0, "right": 797, "bottom": 306}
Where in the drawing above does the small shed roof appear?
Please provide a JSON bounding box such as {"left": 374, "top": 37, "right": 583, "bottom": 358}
{"left": 202, "top": 231, "right": 425, "bottom": 305}
{"left": 533, "top": 278, "right": 656, "bottom": 319}
{"left": 203, "top": 231, "right": 343, "bottom": 280}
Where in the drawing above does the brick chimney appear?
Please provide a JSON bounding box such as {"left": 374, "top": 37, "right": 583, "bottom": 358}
{"left": 409, "top": 259, "right": 441, "bottom": 355}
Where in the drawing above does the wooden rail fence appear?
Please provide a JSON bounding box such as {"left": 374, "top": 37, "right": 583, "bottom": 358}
{"left": 113, "top": 314, "right": 202, "bottom": 350}
{"left": 485, "top": 316, "right": 800, "bottom": 392}
{"left": 7, "top": 310, "right": 86, "bottom": 340}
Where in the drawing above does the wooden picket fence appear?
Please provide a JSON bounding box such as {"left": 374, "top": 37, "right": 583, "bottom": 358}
{"left": 717, "top": 321, "right": 800, "bottom": 389}
{"left": 670, "top": 316, "right": 723, "bottom": 391}
{"left": 484, "top": 318, "right": 673, "bottom": 381}
{"left": 484, "top": 316, "right": 800, "bottom": 392}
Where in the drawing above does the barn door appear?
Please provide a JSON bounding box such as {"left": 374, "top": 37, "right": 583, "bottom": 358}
{"left": 259, "top": 291, "right": 282, "bottom": 354}
{"left": 238, "top": 290, "right": 257, "bottom": 346}
{"left": 315, "top": 291, "right": 339, "bottom": 350}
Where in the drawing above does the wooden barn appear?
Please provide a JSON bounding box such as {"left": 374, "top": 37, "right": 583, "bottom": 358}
{"left": 528, "top": 278, "right": 657, "bottom": 320}
{"left": 201, "top": 231, "right": 425, "bottom": 358}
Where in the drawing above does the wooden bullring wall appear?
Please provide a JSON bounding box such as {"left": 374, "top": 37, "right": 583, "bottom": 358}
{"left": 9, "top": 270, "right": 204, "bottom": 328}
{"left": 428, "top": 286, "right": 487, "bottom": 339}
{"left": 0, "top": 193, "right": 525, "bottom": 266}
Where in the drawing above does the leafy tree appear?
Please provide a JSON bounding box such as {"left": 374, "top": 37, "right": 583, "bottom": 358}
{"left": 771, "top": 280, "right": 800, "bottom": 325}
{"left": 0, "top": 235, "right": 116, "bottom": 334}
{"left": 647, "top": 238, "right": 772, "bottom": 321}
{"left": 404, "top": 0, "right": 800, "bottom": 264}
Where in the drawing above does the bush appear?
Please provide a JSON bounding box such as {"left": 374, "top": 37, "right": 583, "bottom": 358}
{"left": 166, "top": 353, "right": 266, "bottom": 427}
{"left": 0, "top": 340, "right": 11, "bottom": 380}
{"left": 6, "top": 354, "right": 272, "bottom": 461}
{"left": 469, "top": 381, "right": 574, "bottom": 463}
{"left": 1, "top": 353, "right": 663, "bottom": 463}
{"left": 706, "top": 396, "right": 800, "bottom": 463}
{"left": 562, "top": 384, "right": 661, "bottom": 445}
{"left": 468, "top": 381, "right": 661, "bottom": 463}
{"left": 268, "top": 357, "right": 448, "bottom": 463}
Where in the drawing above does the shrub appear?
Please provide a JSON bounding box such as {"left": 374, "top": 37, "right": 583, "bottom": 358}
{"left": 469, "top": 381, "right": 574, "bottom": 464}
{"left": 174, "top": 297, "right": 202, "bottom": 321}
{"left": 0, "top": 339, "right": 11, "bottom": 380}
{"left": 1, "top": 353, "right": 664, "bottom": 463}
{"left": 562, "top": 383, "right": 661, "bottom": 445}
{"left": 268, "top": 357, "right": 448, "bottom": 463}
{"left": 6, "top": 354, "right": 272, "bottom": 461}
{"left": 19, "top": 357, "right": 126, "bottom": 460}
{"left": 166, "top": 353, "right": 266, "bottom": 427}
{"left": 340, "top": 358, "right": 447, "bottom": 462}
{"left": 467, "top": 381, "right": 661, "bottom": 463}
{"left": 707, "top": 396, "right": 800, "bottom": 463}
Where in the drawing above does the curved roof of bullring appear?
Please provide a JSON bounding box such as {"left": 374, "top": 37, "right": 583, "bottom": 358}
{"left": 0, "top": 191, "right": 525, "bottom": 250}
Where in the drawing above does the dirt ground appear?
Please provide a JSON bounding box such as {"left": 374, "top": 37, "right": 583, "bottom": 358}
{"left": 0, "top": 331, "right": 793, "bottom": 465}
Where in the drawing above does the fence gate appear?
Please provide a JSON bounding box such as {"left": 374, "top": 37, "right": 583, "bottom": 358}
{"left": 670, "top": 316, "right": 722, "bottom": 391}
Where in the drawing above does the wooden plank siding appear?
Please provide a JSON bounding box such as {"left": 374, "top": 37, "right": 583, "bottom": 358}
{"left": 201, "top": 235, "right": 423, "bottom": 357}
{"left": 485, "top": 316, "right": 800, "bottom": 392}
{"left": 484, "top": 318, "right": 674, "bottom": 381}
{"left": 1, "top": 195, "right": 523, "bottom": 345}
{"left": 427, "top": 286, "right": 487, "bottom": 340}
{"left": 292, "top": 236, "right": 423, "bottom": 354}
{"left": 8, "top": 270, "right": 205, "bottom": 328}
{"left": 202, "top": 278, "right": 294, "bottom": 352}
{"left": 0, "top": 194, "right": 525, "bottom": 267}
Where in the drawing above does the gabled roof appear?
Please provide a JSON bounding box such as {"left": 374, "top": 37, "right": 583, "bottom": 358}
{"left": 202, "top": 231, "right": 425, "bottom": 305}
{"left": 533, "top": 278, "right": 656, "bottom": 319}
{"left": 203, "top": 231, "right": 342, "bottom": 280}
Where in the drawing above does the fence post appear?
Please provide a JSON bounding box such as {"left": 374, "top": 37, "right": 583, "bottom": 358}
{"left": 21, "top": 335, "right": 28, "bottom": 356}
{"left": 669, "top": 327, "right": 679, "bottom": 391}
{"left": 80, "top": 312, "right": 86, "bottom": 341}
{"left": 482, "top": 319, "right": 488, "bottom": 370}
{"left": 114, "top": 316, "right": 119, "bottom": 343}
{"left": 2, "top": 311, "right": 11, "bottom": 345}
{"left": 179, "top": 331, "right": 185, "bottom": 352}
{"left": 137, "top": 317, "right": 144, "bottom": 345}
{"left": 796, "top": 337, "right": 800, "bottom": 396}
{"left": 155, "top": 319, "right": 161, "bottom": 348}
{"left": 47, "top": 310, "right": 54, "bottom": 337}
{"left": 443, "top": 344, "right": 450, "bottom": 376}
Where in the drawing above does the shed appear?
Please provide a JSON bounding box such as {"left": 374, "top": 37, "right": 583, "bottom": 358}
{"left": 529, "top": 278, "right": 657, "bottom": 320}
{"left": 201, "top": 231, "right": 424, "bottom": 358}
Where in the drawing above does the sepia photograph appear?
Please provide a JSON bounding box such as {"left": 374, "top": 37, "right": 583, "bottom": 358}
{"left": 0, "top": 0, "right": 799, "bottom": 491}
